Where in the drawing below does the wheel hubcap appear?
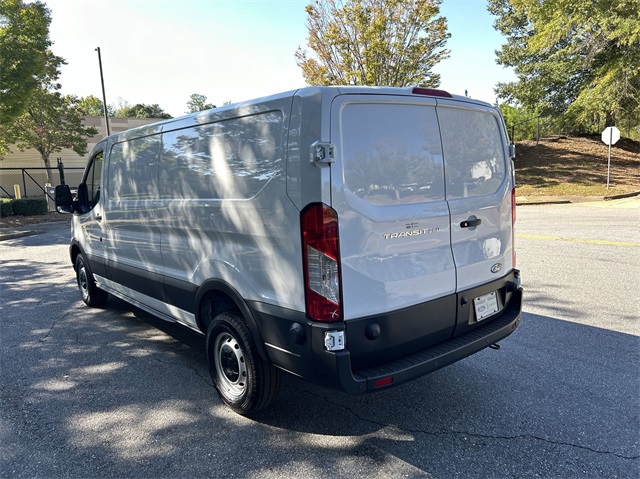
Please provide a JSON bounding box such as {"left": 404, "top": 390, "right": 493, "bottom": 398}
{"left": 221, "top": 343, "right": 240, "bottom": 382}
{"left": 78, "top": 266, "right": 89, "bottom": 301}
{"left": 214, "top": 332, "right": 247, "bottom": 400}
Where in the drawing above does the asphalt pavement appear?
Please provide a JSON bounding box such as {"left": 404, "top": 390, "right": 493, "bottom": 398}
{"left": 0, "top": 198, "right": 638, "bottom": 478}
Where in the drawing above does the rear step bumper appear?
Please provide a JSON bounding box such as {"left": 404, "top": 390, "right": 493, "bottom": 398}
{"left": 334, "top": 287, "right": 523, "bottom": 394}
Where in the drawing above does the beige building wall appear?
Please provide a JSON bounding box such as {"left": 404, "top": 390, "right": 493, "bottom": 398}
{"left": 0, "top": 116, "right": 164, "bottom": 168}
{"left": 0, "top": 116, "right": 164, "bottom": 198}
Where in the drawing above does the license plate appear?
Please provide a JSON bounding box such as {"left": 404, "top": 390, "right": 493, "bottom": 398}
{"left": 473, "top": 291, "right": 499, "bottom": 321}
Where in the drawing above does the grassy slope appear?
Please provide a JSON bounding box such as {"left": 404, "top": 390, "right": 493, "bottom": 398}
{"left": 515, "top": 135, "right": 640, "bottom": 196}
{"left": 2, "top": 135, "right": 639, "bottom": 228}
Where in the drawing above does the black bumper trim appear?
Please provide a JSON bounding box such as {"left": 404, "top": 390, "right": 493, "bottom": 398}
{"left": 341, "top": 288, "right": 523, "bottom": 394}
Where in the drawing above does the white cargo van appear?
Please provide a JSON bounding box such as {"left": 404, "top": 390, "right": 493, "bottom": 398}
{"left": 56, "top": 86, "right": 523, "bottom": 415}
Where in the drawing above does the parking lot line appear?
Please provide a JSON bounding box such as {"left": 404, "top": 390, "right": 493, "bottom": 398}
{"left": 517, "top": 233, "right": 640, "bottom": 248}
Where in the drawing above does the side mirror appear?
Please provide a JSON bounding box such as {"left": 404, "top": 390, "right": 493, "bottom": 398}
{"left": 55, "top": 185, "right": 74, "bottom": 214}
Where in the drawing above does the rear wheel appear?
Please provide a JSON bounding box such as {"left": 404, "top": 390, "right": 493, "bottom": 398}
{"left": 75, "top": 254, "right": 108, "bottom": 307}
{"left": 206, "top": 310, "right": 279, "bottom": 415}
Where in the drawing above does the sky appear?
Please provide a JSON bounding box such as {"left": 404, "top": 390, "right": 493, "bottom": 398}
{"left": 43, "top": 0, "right": 516, "bottom": 118}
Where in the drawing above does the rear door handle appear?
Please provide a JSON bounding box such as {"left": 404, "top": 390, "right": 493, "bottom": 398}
{"left": 95, "top": 213, "right": 102, "bottom": 222}
{"left": 460, "top": 217, "right": 481, "bottom": 228}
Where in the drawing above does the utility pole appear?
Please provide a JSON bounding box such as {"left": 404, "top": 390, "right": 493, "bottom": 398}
{"left": 95, "top": 47, "right": 110, "bottom": 136}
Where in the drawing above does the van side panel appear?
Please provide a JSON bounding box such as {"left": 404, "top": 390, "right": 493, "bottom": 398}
{"left": 286, "top": 88, "right": 327, "bottom": 210}
{"left": 157, "top": 98, "right": 305, "bottom": 315}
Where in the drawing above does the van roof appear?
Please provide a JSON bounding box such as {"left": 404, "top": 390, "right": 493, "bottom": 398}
{"left": 107, "top": 86, "right": 494, "bottom": 142}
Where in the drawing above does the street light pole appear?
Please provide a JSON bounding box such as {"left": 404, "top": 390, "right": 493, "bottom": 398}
{"left": 95, "top": 47, "right": 110, "bottom": 136}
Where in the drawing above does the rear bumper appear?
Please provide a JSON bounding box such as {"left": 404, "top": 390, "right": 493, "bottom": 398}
{"left": 249, "top": 271, "right": 523, "bottom": 395}
{"left": 336, "top": 287, "right": 522, "bottom": 394}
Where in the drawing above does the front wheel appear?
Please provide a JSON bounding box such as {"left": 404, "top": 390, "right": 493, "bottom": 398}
{"left": 206, "top": 311, "right": 279, "bottom": 415}
{"left": 75, "top": 254, "right": 108, "bottom": 307}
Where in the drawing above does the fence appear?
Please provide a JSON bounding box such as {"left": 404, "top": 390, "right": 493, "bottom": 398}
{"left": 508, "top": 112, "right": 640, "bottom": 143}
{"left": 0, "top": 165, "right": 85, "bottom": 200}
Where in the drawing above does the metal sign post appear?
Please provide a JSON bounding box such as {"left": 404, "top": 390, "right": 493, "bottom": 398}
{"left": 601, "top": 126, "right": 621, "bottom": 189}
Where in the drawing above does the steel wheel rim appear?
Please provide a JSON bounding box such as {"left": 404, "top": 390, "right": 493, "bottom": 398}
{"left": 78, "top": 265, "right": 89, "bottom": 301}
{"left": 214, "top": 332, "right": 247, "bottom": 400}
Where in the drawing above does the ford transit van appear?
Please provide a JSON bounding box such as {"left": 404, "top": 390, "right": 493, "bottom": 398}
{"left": 56, "top": 86, "right": 523, "bottom": 415}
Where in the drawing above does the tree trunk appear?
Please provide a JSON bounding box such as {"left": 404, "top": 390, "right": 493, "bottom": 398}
{"left": 41, "top": 152, "right": 54, "bottom": 185}
{"left": 605, "top": 111, "right": 616, "bottom": 128}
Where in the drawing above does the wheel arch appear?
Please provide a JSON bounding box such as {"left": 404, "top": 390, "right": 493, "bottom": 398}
{"left": 195, "top": 280, "right": 269, "bottom": 362}
{"left": 70, "top": 240, "right": 82, "bottom": 270}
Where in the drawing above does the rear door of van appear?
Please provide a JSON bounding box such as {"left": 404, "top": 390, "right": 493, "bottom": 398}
{"left": 330, "top": 93, "right": 513, "bottom": 342}
{"left": 436, "top": 100, "right": 515, "bottom": 336}
{"left": 330, "top": 94, "right": 457, "bottom": 343}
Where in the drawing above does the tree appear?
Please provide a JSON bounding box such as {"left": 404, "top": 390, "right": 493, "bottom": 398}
{"left": 78, "top": 95, "right": 114, "bottom": 117}
{"left": 6, "top": 87, "right": 98, "bottom": 183}
{"left": 489, "top": 0, "right": 640, "bottom": 131}
{"left": 1, "top": 1, "right": 98, "bottom": 178}
{"left": 186, "top": 93, "right": 215, "bottom": 113}
{"left": 9, "top": 88, "right": 98, "bottom": 183}
{"left": 295, "top": 0, "right": 450, "bottom": 87}
{"left": 115, "top": 103, "right": 172, "bottom": 119}
{"left": 0, "top": 0, "right": 61, "bottom": 125}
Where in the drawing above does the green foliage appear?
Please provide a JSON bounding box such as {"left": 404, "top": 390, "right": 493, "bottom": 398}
{"left": 499, "top": 104, "right": 540, "bottom": 141}
{"left": 3, "top": 85, "right": 98, "bottom": 182}
{"left": 489, "top": 0, "right": 640, "bottom": 132}
{"left": 0, "top": 198, "right": 13, "bottom": 217}
{"left": 499, "top": 103, "right": 593, "bottom": 141}
{"left": 11, "top": 197, "right": 47, "bottom": 216}
{"left": 0, "top": 123, "right": 10, "bottom": 157}
{"left": 295, "top": 0, "right": 450, "bottom": 87}
{"left": 186, "top": 93, "right": 215, "bottom": 113}
{"left": 115, "top": 103, "right": 172, "bottom": 119}
{"left": 79, "top": 95, "right": 108, "bottom": 117}
{"left": 0, "top": 0, "right": 61, "bottom": 125}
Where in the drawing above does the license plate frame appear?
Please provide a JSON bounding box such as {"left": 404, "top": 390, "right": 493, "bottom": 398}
{"left": 473, "top": 291, "right": 499, "bottom": 322}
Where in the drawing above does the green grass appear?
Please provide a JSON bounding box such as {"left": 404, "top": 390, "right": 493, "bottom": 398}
{"left": 516, "top": 183, "right": 629, "bottom": 197}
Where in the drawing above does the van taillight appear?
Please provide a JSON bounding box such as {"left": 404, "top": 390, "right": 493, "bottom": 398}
{"left": 512, "top": 188, "right": 517, "bottom": 267}
{"left": 301, "top": 203, "right": 342, "bottom": 322}
{"left": 412, "top": 87, "right": 452, "bottom": 98}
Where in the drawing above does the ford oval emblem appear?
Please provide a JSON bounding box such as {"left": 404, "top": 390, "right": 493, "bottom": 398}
{"left": 491, "top": 263, "right": 502, "bottom": 274}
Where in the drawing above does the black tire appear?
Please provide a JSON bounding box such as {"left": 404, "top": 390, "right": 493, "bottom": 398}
{"left": 75, "top": 254, "right": 108, "bottom": 307}
{"left": 206, "top": 310, "right": 280, "bottom": 415}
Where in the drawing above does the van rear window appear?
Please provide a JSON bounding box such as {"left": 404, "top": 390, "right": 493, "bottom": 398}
{"left": 340, "top": 103, "right": 445, "bottom": 206}
{"left": 437, "top": 107, "right": 506, "bottom": 199}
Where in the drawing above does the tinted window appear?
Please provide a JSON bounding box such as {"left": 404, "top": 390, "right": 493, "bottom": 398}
{"left": 85, "top": 152, "right": 103, "bottom": 209}
{"left": 340, "top": 103, "right": 445, "bottom": 206}
{"left": 108, "top": 136, "right": 161, "bottom": 200}
{"left": 160, "top": 111, "right": 283, "bottom": 199}
{"left": 437, "top": 107, "right": 506, "bottom": 199}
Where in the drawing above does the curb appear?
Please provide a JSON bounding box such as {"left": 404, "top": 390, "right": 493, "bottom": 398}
{"left": 0, "top": 230, "right": 38, "bottom": 241}
{"left": 516, "top": 199, "right": 572, "bottom": 206}
{"left": 0, "top": 220, "right": 69, "bottom": 242}
{"left": 517, "top": 191, "right": 640, "bottom": 206}
{"left": 603, "top": 190, "right": 640, "bottom": 201}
